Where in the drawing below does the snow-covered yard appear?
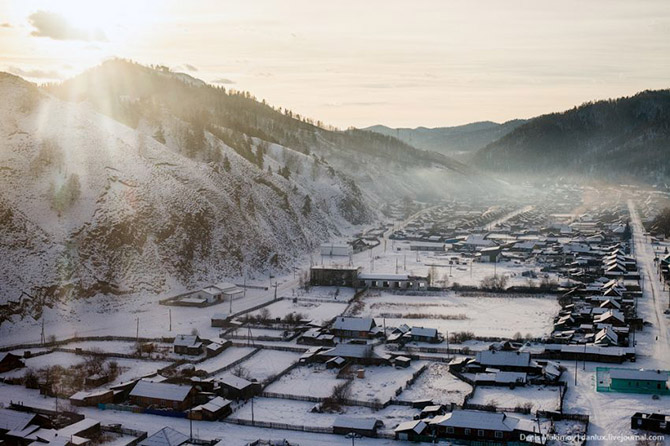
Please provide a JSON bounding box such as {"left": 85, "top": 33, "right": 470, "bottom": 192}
{"left": 264, "top": 365, "right": 349, "bottom": 398}
{"left": 0, "top": 351, "right": 86, "bottom": 378}
{"left": 195, "top": 346, "right": 257, "bottom": 375}
{"left": 232, "top": 397, "right": 418, "bottom": 433}
{"left": 469, "top": 385, "right": 561, "bottom": 412}
{"left": 355, "top": 292, "right": 559, "bottom": 338}
{"left": 347, "top": 362, "right": 428, "bottom": 404}
{"left": 234, "top": 349, "right": 300, "bottom": 383}
{"left": 397, "top": 362, "right": 472, "bottom": 405}
{"left": 244, "top": 299, "right": 348, "bottom": 325}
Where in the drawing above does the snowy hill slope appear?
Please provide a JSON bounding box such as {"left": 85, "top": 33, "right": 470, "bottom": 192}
{"left": 0, "top": 72, "right": 370, "bottom": 306}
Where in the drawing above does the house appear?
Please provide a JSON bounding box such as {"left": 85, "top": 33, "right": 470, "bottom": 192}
{"left": 309, "top": 266, "right": 361, "bottom": 287}
{"left": 479, "top": 246, "right": 502, "bottom": 263}
{"left": 0, "top": 352, "right": 24, "bottom": 373}
{"left": 210, "top": 313, "right": 229, "bottom": 328}
{"left": 409, "top": 242, "right": 445, "bottom": 252}
{"left": 473, "top": 351, "right": 540, "bottom": 374}
{"left": 189, "top": 397, "right": 232, "bottom": 421}
{"left": 419, "top": 405, "right": 446, "bottom": 419}
{"left": 332, "top": 416, "right": 382, "bottom": 437}
{"left": 601, "top": 368, "right": 670, "bottom": 395}
{"left": 213, "top": 282, "right": 244, "bottom": 300}
{"left": 594, "top": 310, "right": 626, "bottom": 328}
{"left": 218, "top": 374, "right": 258, "bottom": 400}
{"left": 631, "top": 412, "right": 670, "bottom": 434}
{"left": 206, "top": 340, "right": 230, "bottom": 357}
{"left": 407, "top": 326, "right": 440, "bottom": 343}
{"left": 139, "top": 427, "right": 189, "bottom": 446}
{"left": 394, "top": 356, "right": 411, "bottom": 368}
{"left": 332, "top": 317, "right": 377, "bottom": 339}
{"left": 69, "top": 389, "right": 114, "bottom": 407}
{"left": 173, "top": 335, "right": 203, "bottom": 355}
{"left": 474, "top": 371, "right": 527, "bottom": 386}
{"left": 394, "top": 420, "right": 429, "bottom": 441}
{"left": 128, "top": 381, "right": 195, "bottom": 411}
{"left": 594, "top": 326, "right": 619, "bottom": 346}
{"left": 430, "top": 409, "right": 545, "bottom": 443}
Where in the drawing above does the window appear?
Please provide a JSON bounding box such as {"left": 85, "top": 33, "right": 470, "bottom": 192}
{"left": 464, "top": 429, "right": 471, "bottom": 435}
{"left": 477, "top": 430, "right": 485, "bottom": 437}
{"left": 446, "top": 427, "right": 454, "bottom": 434}
{"left": 495, "top": 431, "right": 503, "bottom": 439}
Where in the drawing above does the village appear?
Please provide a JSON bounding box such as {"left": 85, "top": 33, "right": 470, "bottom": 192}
{"left": 1, "top": 185, "right": 670, "bottom": 446}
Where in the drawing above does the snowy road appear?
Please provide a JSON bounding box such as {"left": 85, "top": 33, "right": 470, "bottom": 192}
{"left": 627, "top": 199, "right": 670, "bottom": 368}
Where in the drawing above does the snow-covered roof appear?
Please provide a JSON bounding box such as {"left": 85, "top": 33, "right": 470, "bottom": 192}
{"left": 609, "top": 369, "right": 669, "bottom": 382}
{"left": 333, "top": 317, "right": 375, "bottom": 332}
{"left": 0, "top": 408, "right": 35, "bottom": 432}
{"left": 333, "top": 416, "right": 379, "bottom": 431}
{"left": 195, "top": 396, "right": 231, "bottom": 413}
{"left": 219, "top": 374, "right": 253, "bottom": 390}
{"left": 321, "top": 344, "right": 375, "bottom": 359}
{"left": 357, "top": 273, "right": 410, "bottom": 281}
{"left": 475, "top": 350, "right": 531, "bottom": 368}
{"left": 129, "top": 381, "right": 192, "bottom": 402}
{"left": 139, "top": 427, "right": 189, "bottom": 446}
{"left": 431, "top": 410, "right": 517, "bottom": 431}
{"left": 173, "top": 334, "right": 200, "bottom": 347}
{"left": 411, "top": 326, "right": 438, "bottom": 338}
{"left": 395, "top": 420, "right": 427, "bottom": 434}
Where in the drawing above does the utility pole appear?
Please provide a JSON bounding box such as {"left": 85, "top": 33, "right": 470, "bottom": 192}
{"left": 574, "top": 355, "right": 578, "bottom": 386}
{"left": 243, "top": 274, "right": 247, "bottom": 298}
{"left": 251, "top": 396, "right": 255, "bottom": 426}
{"left": 274, "top": 282, "right": 278, "bottom": 300}
{"left": 395, "top": 257, "right": 399, "bottom": 274}
{"left": 169, "top": 309, "right": 172, "bottom": 332}
{"left": 41, "top": 318, "right": 45, "bottom": 345}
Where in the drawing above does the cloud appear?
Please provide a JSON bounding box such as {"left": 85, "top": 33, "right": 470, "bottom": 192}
{"left": 212, "top": 78, "right": 235, "bottom": 84}
{"left": 8, "top": 66, "right": 63, "bottom": 79}
{"left": 184, "top": 64, "right": 198, "bottom": 72}
{"left": 28, "top": 10, "right": 106, "bottom": 41}
{"left": 0, "top": 22, "right": 12, "bottom": 28}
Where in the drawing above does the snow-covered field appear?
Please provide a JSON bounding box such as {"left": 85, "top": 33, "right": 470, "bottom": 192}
{"left": 234, "top": 349, "right": 300, "bottom": 383}
{"left": 195, "top": 347, "right": 257, "bottom": 375}
{"left": 347, "top": 362, "right": 427, "bottom": 404}
{"left": 265, "top": 365, "right": 349, "bottom": 398}
{"left": 232, "top": 397, "right": 418, "bottom": 432}
{"left": 396, "top": 362, "right": 472, "bottom": 405}
{"left": 355, "top": 291, "right": 559, "bottom": 338}
{"left": 469, "top": 385, "right": 561, "bottom": 412}
{"left": 1, "top": 351, "right": 86, "bottom": 378}
{"left": 244, "top": 299, "right": 348, "bottom": 325}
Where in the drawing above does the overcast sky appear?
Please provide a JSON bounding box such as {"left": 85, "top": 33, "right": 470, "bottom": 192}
{"left": 1, "top": 0, "right": 669, "bottom": 128}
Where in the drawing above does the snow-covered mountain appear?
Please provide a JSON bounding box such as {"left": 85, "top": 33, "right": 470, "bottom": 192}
{"left": 0, "top": 60, "right": 485, "bottom": 306}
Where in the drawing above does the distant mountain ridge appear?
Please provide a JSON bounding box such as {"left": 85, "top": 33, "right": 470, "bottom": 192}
{"left": 364, "top": 120, "right": 527, "bottom": 156}
{"left": 473, "top": 89, "right": 670, "bottom": 181}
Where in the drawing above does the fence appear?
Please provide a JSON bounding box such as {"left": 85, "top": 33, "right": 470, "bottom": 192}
{"left": 0, "top": 335, "right": 174, "bottom": 353}
{"left": 98, "top": 403, "right": 186, "bottom": 418}
{"left": 224, "top": 418, "right": 333, "bottom": 434}
{"left": 101, "top": 424, "right": 148, "bottom": 446}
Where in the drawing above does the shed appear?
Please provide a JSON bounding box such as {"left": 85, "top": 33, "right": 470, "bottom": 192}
{"left": 333, "top": 416, "right": 382, "bottom": 437}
